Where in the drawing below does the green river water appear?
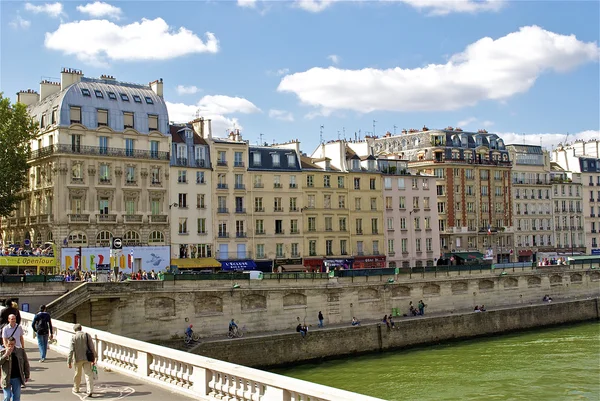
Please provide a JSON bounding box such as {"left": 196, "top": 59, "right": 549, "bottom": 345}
{"left": 274, "top": 322, "right": 600, "bottom": 400}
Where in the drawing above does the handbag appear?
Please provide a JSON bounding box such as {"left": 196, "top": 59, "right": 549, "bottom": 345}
{"left": 85, "top": 333, "right": 95, "bottom": 362}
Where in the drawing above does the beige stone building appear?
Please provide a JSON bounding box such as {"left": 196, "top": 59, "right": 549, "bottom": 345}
{"left": 1, "top": 69, "right": 170, "bottom": 251}
{"left": 506, "top": 145, "right": 554, "bottom": 262}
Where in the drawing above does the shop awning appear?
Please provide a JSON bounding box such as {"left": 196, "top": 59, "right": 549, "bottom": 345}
{"left": 221, "top": 260, "right": 257, "bottom": 271}
{"left": 171, "top": 258, "right": 221, "bottom": 268}
{"left": 445, "top": 252, "right": 485, "bottom": 260}
{"left": 277, "top": 264, "right": 306, "bottom": 272}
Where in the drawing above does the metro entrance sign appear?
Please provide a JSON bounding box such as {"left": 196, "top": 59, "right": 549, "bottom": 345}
{"left": 112, "top": 237, "right": 123, "bottom": 250}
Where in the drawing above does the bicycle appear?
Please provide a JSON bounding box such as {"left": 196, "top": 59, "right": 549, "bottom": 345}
{"left": 184, "top": 331, "right": 201, "bottom": 344}
{"left": 227, "top": 325, "right": 245, "bottom": 338}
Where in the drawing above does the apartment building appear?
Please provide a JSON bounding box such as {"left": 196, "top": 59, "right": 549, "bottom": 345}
{"left": 2, "top": 69, "right": 171, "bottom": 260}
{"left": 168, "top": 119, "right": 216, "bottom": 266}
{"left": 209, "top": 130, "right": 254, "bottom": 269}
{"left": 248, "top": 143, "right": 303, "bottom": 271}
{"left": 310, "top": 141, "right": 386, "bottom": 270}
{"left": 366, "top": 127, "right": 513, "bottom": 264}
{"left": 553, "top": 140, "right": 600, "bottom": 254}
{"left": 506, "top": 145, "right": 555, "bottom": 262}
{"left": 379, "top": 158, "right": 441, "bottom": 268}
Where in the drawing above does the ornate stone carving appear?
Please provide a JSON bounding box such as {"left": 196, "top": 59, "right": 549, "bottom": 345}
{"left": 97, "top": 189, "right": 114, "bottom": 198}
{"left": 140, "top": 168, "right": 148, "bottom": 178}
{"left": 58, "top": 164, "right": 68, "bottom": 175}
{"left": 115, "top": 167, "right": 123, "bottom": 177}
{"left": 123, "top": 190, "right": 139, "bottom": 198}
{"left": 88, "top": 165, "right": 96, "bottom": 176}
{"left": 69, "top": 189, "right": 86, "bottom": 197}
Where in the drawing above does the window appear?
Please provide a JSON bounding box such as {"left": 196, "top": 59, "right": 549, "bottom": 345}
{"left": 120, "top": 93, "right": 129, "bottom": 101}
{"left": 354, "top": 178, "right": 360, "bottom": 189}
{"left": 399, "top": 196, "right": 406, "bottom": 209}
{"left": 274, "top": 197, "right": 283, "bottom": 212}
{"left": 197, "top": 244, "right": 212, "bottom": 257}
{"left": 401, "top": 239, "right": 407, "bottom": 253}
{"left": 125, "top": 199, "right": 136, "bottom": 215}
{"left": 291, "top": 219, "right": 298, "bottom": 234}
{"left": 255, "top": 197, "right": 264, "bottom": 212}
{"left": 197, "top": 218, "right": 207, "bottom": 234}
{"left": 124, "top": 112, "right": 134, "bottom": 129}
{"left": 256, "top": 244, "right": 265, "bottom": 259}
{"left": 126, "top": 166, "right": 136, "bottom": 184}
{"left": 178, "top": 193, "right": 187, "bottom": 208}
{"left": 148, "top": 115, "right": 158, "bottom": 131}
{"left": 339, "top": 217, "right": 347, "bottom": 231}
{"left": 255, "top": 219, "right": 265, "bottom": 235}
{"left": 99, "top": 136, "right": 108, "bottom": 154}
{"left": 97, "top": 109, "right": 108, "bottom": 127}
{"left": 51, "top": 108, "right": 57, "bottom": 124}
{"left": 397, "top": 178, "right": 405, "bottom": 189}
{"left": 388, "top": 239, "right": 394, "bottom": 255}
{"left": 272, "top": 153, "right": 281, "bottom": 166}
{"left": 151, "top": 199, "right": 160, "bottom": 215}
{"left": 99, "top": 164, "right": 110, "bottom": 183}
{"left": 196, "top": 171, "right": 205, "bottom": 184}
{"left": 356, "top": 218, "right": 363, "bottom": 234}
{"left": 234, "top": 152, "right": 244, "bottom": 167}
{"left": 99, "top": 197, "right": 110, "bottom": 215}
{"left": 370, "top": 178, "right": 376, "bottom": 190}
{"left": 325, "top": 217, "right": 333, "bottom": 231}
{"left": 370, "top": 197, "right": 377, "bottom": 210}
{"left": 371, "top": 218, "right": 378, "bottom": 234}
{"left": 218, "top": 151, "right": 227, "bottom": 165}
{"left": 275, "top": 220, "right": 284, "bottom": 234}
{"left": 71, "top": 197, "right": 82, "bottom": 214}
{"left": 197, "top": 194, "right": 205, "bottom": 209}
{"left": 425, "top": 217, "right": 431, "bottom": 230}
{"left": 274, "top": 175, "right": 281, "bottom": 188}
{"left": 108, "top": 92, "right": 117, "bottom": 100}
{"left": 325, "top": 240, "right": 333, "bottom": 256}
{"left": 149, "top": 231, "right": 165, "bottom": 244}
{"left": 354, "top": 197, "right": 361, "bottom": 210}
{"left": 384, "top": 177, "right": 392, "bottom": 190}
{"left": 133, "top": 95, "right": 142, "bottom": 103}
{"left": 307, "top": 195, "right": 315, "bottom": 208}
{"left": 309, "top": 240, "right": 317, "bottom": 256}
{"left": 291, "top": 243, "right": 299, "bottom": 257}
{"left": 94, "top": 89, "right": 103, "bottom": 98}
{"left": 290, "top": 175, "right": 297, "bottom": 188}
{"left": 253, "top": 152, "right": 261, "bottom": 166}
{"left": 178, "top": 218, "right": 188, "bottom": 234}
{"left": 338, "top": 195, "right": 346, "bottom": 209}
{"left": 178, "top": 170, "right": 187, "bottom": 183}
{"left": 338, "top": 176, "right": 345, "bottom": 188}
{"left": 386, "top": 197, "right": 393, "bottom": 210}
{"left": 145, "top": 96, "right": 154, "bottom": 104}
{"left": 125, "top": 138, "right": 134, "bottom": 156}
{"left": 70, "top": 106, "right": 81, "bottom": 124}
{"left": 324, "top": 175, "right": 331, "bottom": 188}
{"left": 308, "top": 217, "right": 316, "bottom": 231}
{"left": 81, "top": 88, "right": 91, "bottom": 97}
{"left": 340, "top": 240, "right": 347, "bottom": 255}
{"left": 287, "top": 154, "right": 295, "bottom": 166}
{"left": 290, "top": 197, "right": 298, "bottom": 211}
{"left": 307, "top": 175, "right": 314, "bottom": 187}
{"left": 324, "top": 195, "right": 331, "bottom": 209}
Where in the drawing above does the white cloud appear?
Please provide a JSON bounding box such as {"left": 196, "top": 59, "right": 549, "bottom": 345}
{"left": 76, "top": 2, "right": 122, "bottom": 20}
{"left": 176, "top": 85, "right": 201, "bottom": 95}
{"left": 398, "top": 0, "right": 505, "bottom": 16}
{"left": 269, "top": 109, "right": 294, "bottom": 122}
{"left": 44, "top": 18, "right": 219, "bottom": 66}
{"left": 237, "top": 0, "right": 257, "bottom": 8}
{"left": 457, "top": 117, "right": 477, "bottom": 127}
{"left": 276, "top": 68, "right": 290, "bottom": 76}
{"left": 294, "top": 0, "right": 336, "bottom": 12}
{"left": 166, "top": 95, "right": 261, "bottom": 135}
{"left": 482, "top": 120, "right": 494, "bottom": 128}
{"left": 9, "top": 15, "right": 31, "bottom": 29}
{"left": 327, "top": 54, "right": 340, "bottom": 64}
{"left": 278, "top": 26, "right": 600, "bottom": 114}
{"left": 499, "top": 130, "right": 599, "bottom": 149}
{"left": 24, "top": 2, "right": 64, "bottom": 18}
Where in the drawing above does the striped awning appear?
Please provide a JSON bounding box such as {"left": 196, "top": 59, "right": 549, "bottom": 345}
{"left": 171, "top": 258, "right": 221, "bottom": 268}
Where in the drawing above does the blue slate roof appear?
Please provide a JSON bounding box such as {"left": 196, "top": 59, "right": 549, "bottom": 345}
{"left": 248, "top": 147, "right": 301, "bottom": 171}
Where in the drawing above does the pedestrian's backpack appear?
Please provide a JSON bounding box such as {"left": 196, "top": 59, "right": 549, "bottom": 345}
{"left": 35, "top": 313, "right": 49, "bottom": 335}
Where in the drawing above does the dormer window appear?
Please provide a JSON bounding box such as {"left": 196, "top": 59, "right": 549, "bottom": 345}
{"left": 94, "top": 90, "right": 103, "bottom": 98}
{"left": 145, "top": 97, "right": 154, "bottom": 104}
{"left": 120, "top": 93, "right": 129, "bottom": 101}
{"left": 133, "top": 95, "right": 142, "bottom": 103}
{"left": 272, "top": 153, "right": 280, "bottom": 167}
{"left": 368, "top": 160, "right": 375, "bottom": 170}
{"left": 352, "top": 159, "right": 360, "bottom": 170}
{"left": 108, "top": 92, "right": 117, "bottom": 100}
{"left": 253, "top": 152, "right": 261, "bottom": 166}
{"left": 81, "top": 88, "right": 91, "bottom": 97}
{"left": 287, "top": 154, "right": 295, "bottom": 166}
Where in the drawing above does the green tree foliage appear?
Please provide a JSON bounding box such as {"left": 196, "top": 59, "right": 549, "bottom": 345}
{"left": 0, "top": 93, "right": 37, "bottom": 217}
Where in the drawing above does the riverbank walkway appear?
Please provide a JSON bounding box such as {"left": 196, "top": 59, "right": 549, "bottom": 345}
{"left": 20, "top": 344, "right": 192, "bottom": 400}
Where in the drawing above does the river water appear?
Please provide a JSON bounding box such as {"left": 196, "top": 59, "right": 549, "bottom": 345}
{"left": 274, "top": 322, "right": 600, "bottom": 400}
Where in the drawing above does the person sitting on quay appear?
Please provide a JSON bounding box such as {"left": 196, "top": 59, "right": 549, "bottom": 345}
{"left": 351, "top": 317, "right": 361, "bottom": 326}
{"left": 388, "top": 315, "right": 397, "bottom": 329}
{"left": 474, "top": 305, "right": 481, "bottom": 312}
{"left": 480, "top": 305, "right": 486, "bottom": 312}
{"left": 408, "top": 302, "right": 418, "bottom": 317}
{"left": 382, "top": 315, "right": 390, "bottom": 329}
{"left": 543, "top": 294, "right": 553, "bottom": 303}
{"left": 296, "top": 323, "right": 308, "bottom": 338}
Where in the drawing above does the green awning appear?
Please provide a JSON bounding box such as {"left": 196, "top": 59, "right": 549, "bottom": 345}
{"left": 444, "top": 252, "right": 485, "bottom": 260}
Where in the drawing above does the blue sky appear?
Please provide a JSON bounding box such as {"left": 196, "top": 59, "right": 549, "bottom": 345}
{"left": 1, "top": 0, "right": 599, "bottom": 153}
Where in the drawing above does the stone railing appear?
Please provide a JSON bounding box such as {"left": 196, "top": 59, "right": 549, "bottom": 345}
{"left": 19, "top": 310, "right": 382, "bottom": 401}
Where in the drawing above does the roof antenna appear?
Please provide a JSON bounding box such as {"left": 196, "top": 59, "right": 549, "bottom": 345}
{"left": 373, "top": 120, "right": 377, "bottom": 136}
{"left": 337, "top": 130, "right": 341, "bottom": 140}
{"left": 343, "top": 127, "right": 346, "bottom": 141}
{"left": 393, "top": 125, "right": 398, "bottom": 135}
{"left": 320, "top": 125, "right": 324, "bottom": 144}
{"left": 259, "top": 132, "right": 264, "bottom": 145}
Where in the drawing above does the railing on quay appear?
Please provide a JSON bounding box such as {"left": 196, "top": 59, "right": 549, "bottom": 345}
{"left": 18, "top": 310, "right": 382, "bottom": 401}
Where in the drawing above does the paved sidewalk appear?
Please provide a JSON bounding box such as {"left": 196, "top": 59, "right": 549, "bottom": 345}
{"left": 20, "top": 344, "right": 192, "bottom": 400}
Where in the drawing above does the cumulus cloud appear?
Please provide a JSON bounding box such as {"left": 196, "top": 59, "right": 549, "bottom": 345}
{"left": 294, "top": 0, "right": 336, "bottom": 12}
{"left": 166, "top": 95, "right": 261, "bottom": 135}
{"left": 24, "top": 2, "right": 64, "bottom": 18}
{"left": 278, "top": 26, "right": 600, "bottom": 114}
{"left": 9, "top": 15, "right": 31, "bottom": 29}
{"left": 398, "top": 0, "right": 505, "bottom": 16}
{"left": 176, "top": 85, "right": 201, "bottom": 95}
{"left": 269, "top": 109, "right": 294, "bottom": 122}
{"left": 44, "top": 18, "right": 219, "bottom": 66}
{"left": 500, "top": 130, "right": 599, "bottom": 149}
{"left": 76, "top": 2, "right": 122, "bottom": 19}
{"left": 327, "top": 54, "right": 340, "bottom": 64}
{"left": 237, "top": 0, "right": 257, "bottom": 8}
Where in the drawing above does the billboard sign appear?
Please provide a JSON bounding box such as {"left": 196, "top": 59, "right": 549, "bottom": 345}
{"left": 62, "top": 246, "right": 170, "bottom": 272}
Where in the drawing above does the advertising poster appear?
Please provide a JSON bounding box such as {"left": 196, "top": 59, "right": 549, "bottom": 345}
{"left": 61, "top": 246, "right": 170, "bottom": 272}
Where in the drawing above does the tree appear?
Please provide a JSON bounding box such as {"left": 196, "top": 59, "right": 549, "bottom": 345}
{"left": 0, "top": 93, "right": 37, "bottom": 217}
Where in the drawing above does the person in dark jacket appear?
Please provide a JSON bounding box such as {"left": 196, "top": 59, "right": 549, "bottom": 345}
{"left": 317, "top": 311, "right": 324, "bottom": 328}
{"left": 0, "top": 336, "right": 30, "bottom": 401}
{"left": 32, "top": 305, "right": 53, "bottom": 362}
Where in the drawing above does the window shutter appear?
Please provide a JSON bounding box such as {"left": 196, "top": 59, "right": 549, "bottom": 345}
{"left": 98, "top": 109, "right": 108, "bottom": 126}
{"left": 70, "top": 107, "right": 81, "bottom": 123}
{"left": 148, "top": 115, "right": 158, "bottom": 131}
{"left": 124, "top": 112, "right": 134, "bottom": 129}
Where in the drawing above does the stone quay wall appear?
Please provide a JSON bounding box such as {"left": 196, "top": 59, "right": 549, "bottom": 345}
{"left": 192, "top": 298, "right": 600, "bottom": 368}
{"left": 44, "top": 268, "right": 600, "bottom": 341}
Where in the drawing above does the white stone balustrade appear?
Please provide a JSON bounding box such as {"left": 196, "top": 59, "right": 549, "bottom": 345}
{"left": 19, "top": 310, "right": 383, "bottom": 401}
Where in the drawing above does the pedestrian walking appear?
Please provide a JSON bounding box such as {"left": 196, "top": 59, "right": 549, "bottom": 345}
{"left": 0, "top": 301, "right": 21, "bottom": 345}
{"left": 67, "top": 324, "right": 97, "bottom": 397}
{"left": 32, "top": 305, "right": 53, "bottom": 362}
{"left": 0, "top": 336, "right": 30, "bottom": 401}
{"left": 318, "top": 311, "right": 324, "bottom": 328}
{"left": 2, "top": 315, "right": 24, "bottom": 350}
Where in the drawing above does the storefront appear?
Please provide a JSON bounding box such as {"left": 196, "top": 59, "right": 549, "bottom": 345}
{"left": 302, "top": 258, "right": 324, "bottom": 272}
{"left": 274, "top": 257, "right": 304, "bottom": 272}
{"left": 517, "top": 250, "right": 533, "bottom": 263}
{"left": 220, "top": 260, "right": 257, "bottom": 272}
{"left": 353, "top": 255, "right": 386, "bottom": 269}
{"left": 255, "top": 260, "right": 274, "bottom": 272}
{"left": 323, "top": 258, "right": 354, "bottom": 271}
{"left": 170, "top": 257, "right": 221, "bottom": 272}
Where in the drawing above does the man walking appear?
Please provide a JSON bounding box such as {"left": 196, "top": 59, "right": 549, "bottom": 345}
{"left": 2, "top": 315, "right": 24, "bottom": 350}
{"left": 31, "top": 305, "right": 53, "bottom": 362}
{"left": 318, "top": 311, "right": 324, "bottom": 328}
{"left": 68, "top": 324, "right": 97, "bottom": 396}
{"left": 0, "top": 337, "right": 30, "bottom": 401}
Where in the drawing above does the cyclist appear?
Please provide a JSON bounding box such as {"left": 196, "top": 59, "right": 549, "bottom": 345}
{"left": 228, "top": 319, "right": 238, "bottom": 335}
{"left": 185, "top": 324, "right": 194, "bottom": 338}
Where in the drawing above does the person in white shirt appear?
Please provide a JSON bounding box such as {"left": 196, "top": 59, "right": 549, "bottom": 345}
{"left": 2, "top": 315, "right": 24, "bottom": 349}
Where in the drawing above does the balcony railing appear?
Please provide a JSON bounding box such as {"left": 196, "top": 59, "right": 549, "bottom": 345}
{"left": 124, "top": 214, "right": 143, "bottom": 223}
{"left": 235, "top": 184, "right": 246, "bottom": 190}
{"left": 236, "top": 232, "right": 247, "bottom": 238}
{"left": 218, "top": 232, "right": 229, "bottom": 238}
{"left": 173, "top": 158, "right": 188, "bottom": 167}
{"left": 254, "top": 207, "right": 265, "bottom": 212}
{"left": 217, "top": 160, "right": 227, "bottom": 166}
{"left": 234, "top": 161, "right": 245, "bottom": 167}
{"left": 29, "top": 144, "right": 170, "bottom": 161}
{"left": 68, "top": 214, "right": 89, "bottom": 223}
{"left": 217, "top": 208, "right": 229, "bottom": 214}
{"left": 149, "top": 214, "right": 168, "bottom": 223}
{"left": 215, "top": 251, "right": 253, "bottom": 260}
{"left": 217, "top": 183, "right": 228, "bottom": 189}
{"left": 275, "top": 230, "right": 285, "bottom": 235}
{"left": 254, "top": 183, "right": 264, "bottom": 188}
{"left": 235, "top": 208, "right": 246, "bottom": 214}
{"left": 97, "top": 214, "right": 117, "bottom": 223}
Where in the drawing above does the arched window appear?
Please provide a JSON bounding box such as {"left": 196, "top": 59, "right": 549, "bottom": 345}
{"left": 68, "top": 230, "right": 87, "bottom": 245}
{"left": 96, "top": 230, "right": 113, "bottom": 247}
{"left": 148, "top": 231, "right": 165, "bottom": 244}
{"left": 388, "top": 261, "right": 397, "bottom": 268}
{"left": 46, "top": 231, "right": 53, "bottom": 243}
{"left": 34, "top": 232, "right": 42, "bottom": 245}
{"left": 124, "top": 230, "right": 140, "bottom": 246}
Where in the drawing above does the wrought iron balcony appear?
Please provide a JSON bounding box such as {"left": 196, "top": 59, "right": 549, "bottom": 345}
{"left": 29, "top": 144, "right": 169, "bottom": 161}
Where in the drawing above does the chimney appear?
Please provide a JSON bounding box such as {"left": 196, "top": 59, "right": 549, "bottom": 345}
{"left": 100, "top": 74, "right": 116, "bottom": 81}
{"left": 16, "top": 89, "right": 40, "bottom": 106}
{"left": 207, "top": 119, "right": 212, "bottom": 139}
{"left": 60, "top": 68, "right": 83, "bottom": 91}
{"left": 150, "top": 78, "right": 163, "bottom": 97}
{"left": 39, "top": 80, "right": 61, "bottom": 101}
{"left": 235, "top": 129, "right": 241, "bottom": 142}
{"left": 191, "top": 117, "right": 204, "bottom": 138}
